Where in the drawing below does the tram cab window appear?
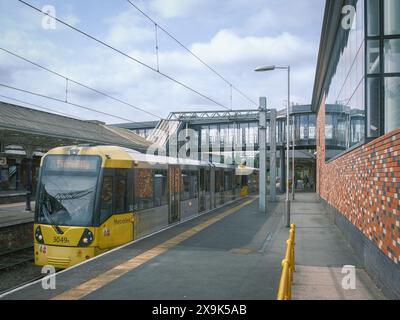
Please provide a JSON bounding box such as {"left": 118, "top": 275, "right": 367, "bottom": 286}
{"left": 134, "top": 169, "right": 154, "bottom": 210}
{"left": 115, "top": 169, "right": 127, "bottom": 213}
{"left": 100, "top": 175, "right": 113, "bottom": 223}
{"left": 154, "top": 170, "right": 168, "bottom": 207}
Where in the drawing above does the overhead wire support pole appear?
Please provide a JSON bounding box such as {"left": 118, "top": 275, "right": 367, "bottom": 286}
{"left": 258, "top": 97, "right": 267, "bottom": 214}
{"left": 155, "top": 23, "right": 160, "bottom": 72}
{"left": 17, "top": 0, "right": 231, "bottom": 111}
{"left": 65, "top": 78, "right": 69, "bottom": 103}
{"left": 286, "top": 66, "right": 291, "bottom": 228}
{"left": 292, "top": 114, "right": 295, "bottom": 201}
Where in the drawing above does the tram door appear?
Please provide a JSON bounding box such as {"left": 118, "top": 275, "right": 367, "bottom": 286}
{"left": 168, "top": 165, "right": 181, "bottom": 224}
{"left": 199, "top": 168, "right": 206, "bottom": 213}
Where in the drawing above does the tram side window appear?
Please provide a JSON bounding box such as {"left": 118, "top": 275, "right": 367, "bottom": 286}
{"left": 215, "top": 170, "right": 224, "bottom": 192}
{"left": 224, "top": 171, "right": 233, "bottom": 191}
{"left": 134, "top": 169, "right": 154, "bottom": 211}
{"left": 190, "top": 171, "right": 198, "bottom": 199}
{"left": 100, "top": 175, "right": 113, "bottom": 223}
{"left": 115, "top": 169, "right": 127, "bottom": 213}
{"left": 181, "top": 170, "right": 198, "bottom": 200}
{"left": 154, "top": 170, "right": 168, "bottom": 207}
{"left": 215, "top": 170, "right": 221, "bottom": 193}
{"left": 205, "top": 170, "right": 211, "bottom": 192}
{"left": 200, "top": 169, "right": 205, "bottom": 192}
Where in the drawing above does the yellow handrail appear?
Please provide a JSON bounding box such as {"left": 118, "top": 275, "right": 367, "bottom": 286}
{"left": 277, "top": 224, "right": 296, "bottom": 300}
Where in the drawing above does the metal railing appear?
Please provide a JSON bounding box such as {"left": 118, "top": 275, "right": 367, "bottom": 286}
{"left": 277, "top": 224, "right": 296, "bottom": 300}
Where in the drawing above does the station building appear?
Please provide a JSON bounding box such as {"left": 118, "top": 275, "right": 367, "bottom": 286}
{"left": 313, "top": 0, "right": 400, "bottom": 297}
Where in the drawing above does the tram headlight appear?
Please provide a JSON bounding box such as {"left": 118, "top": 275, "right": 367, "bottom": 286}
{"left": 35, "top": 226, "right": 44, "bottom": 244}
{"left": 78, "top": 229, "right": 94, "bottom": 247}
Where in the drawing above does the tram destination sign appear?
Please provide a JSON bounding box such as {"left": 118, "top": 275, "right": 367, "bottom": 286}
{"left": 45, "top": 155, "right": 100, "bottom": 172}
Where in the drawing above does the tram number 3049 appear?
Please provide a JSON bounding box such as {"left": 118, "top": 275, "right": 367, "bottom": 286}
{"left": 53, "top": 236, "right": 70, "bottom": 244}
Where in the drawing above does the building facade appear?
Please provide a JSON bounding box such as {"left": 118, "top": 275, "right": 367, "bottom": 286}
{"left": 313, "top": 0, "right": 400, "bottom": 298}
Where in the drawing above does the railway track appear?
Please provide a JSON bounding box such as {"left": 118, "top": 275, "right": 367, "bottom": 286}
{"left": 0, "top": 247, "right": 46, "bottom": 295}
{"left": 0, "top": 247, "right": 34, "bottom": 272}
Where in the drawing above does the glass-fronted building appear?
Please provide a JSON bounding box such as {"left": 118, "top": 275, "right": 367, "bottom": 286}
{"left": 312, "top": 0, "right": 400, "bottom": 298}
{"left": 316, "top": 0, "right": 400, "bottom": 160}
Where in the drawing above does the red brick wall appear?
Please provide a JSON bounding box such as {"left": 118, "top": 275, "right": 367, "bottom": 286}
{"left": 317, "top": 97, "right": 400, "bottom": 265}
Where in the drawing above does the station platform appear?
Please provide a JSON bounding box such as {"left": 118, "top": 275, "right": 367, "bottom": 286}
{"left": 0, "top": 194, "right": 387, "bottom": 300}
{"left": 0, "top": 202, "right": 34, "bottom": 228}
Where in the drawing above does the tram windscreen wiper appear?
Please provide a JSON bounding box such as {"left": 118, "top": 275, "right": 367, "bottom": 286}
{"left": 39, "top": 185, "right": 64, "bottom": 235}
{"left": 54, "top": 189, "right": 93, "bottom": 201}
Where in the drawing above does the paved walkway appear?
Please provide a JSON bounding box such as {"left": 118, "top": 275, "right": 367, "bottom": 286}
{"left": 289, "top": 193, "right": 386, "bottom": 300}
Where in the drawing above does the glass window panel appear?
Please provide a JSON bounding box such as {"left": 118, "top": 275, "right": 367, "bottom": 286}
{"left": 300, "top": 115, "right": 308, "bottom": 140}
{"left": 309, "top": 115, "right": 316, "bottom": 139}
{"left": 384, "top": 0, "right": 400, "bottom": 35}
{"left": 384, "top": 77, "right": 400, "bottom": 133}
{"left": 115, "top": 170, "right": 127, "bottom": 213}
{"left": 367, "top": 40, "right": 381, "bottom": 74}
{"left": 134, "top": 169, "right": 154, "bottom": 210}
{"left": 209, "top": 125, "right": 218, "bottom": 144}
{"left": 367, "top": 77, "right": 381, "bottom": 138}
{"left": 384, "top": 39, "right": 400, "bottom": 73}
{"left": 154, "top": 170, "right": 168, "bottom": 207}
{"left": 100, "top": 175, "right": 113, "bottom": 223}
{"left": 367, "top": 0, "right": 380, "bottom": 36}
{"left": 325, "top": 115, "right": 333, "bottom": 140}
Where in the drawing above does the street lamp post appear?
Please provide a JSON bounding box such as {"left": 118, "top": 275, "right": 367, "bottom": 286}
{"left": 255, "top": 65, "right": 291, "bottom": 227}
{"left": 292, "top": 115, "right": 295, "bottom": 201}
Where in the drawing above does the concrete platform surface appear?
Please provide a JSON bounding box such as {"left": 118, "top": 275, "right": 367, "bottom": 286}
{"left": 290, "top": 193, "right": 386, "bottom": 300}
{"left": 0, "top": 202, "right": 34, "bottom": 228}
{"left": 1, "top": 197, "right": 287, "bottom": 300}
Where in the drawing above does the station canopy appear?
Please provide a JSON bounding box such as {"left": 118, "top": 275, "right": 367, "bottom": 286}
{"left": 0, "top": 101, "right": 153, "bottom": 154}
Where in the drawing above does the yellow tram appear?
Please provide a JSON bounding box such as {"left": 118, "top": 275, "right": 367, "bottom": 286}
{"left": 34, "top": 145, "right": 259, "bottom": 269}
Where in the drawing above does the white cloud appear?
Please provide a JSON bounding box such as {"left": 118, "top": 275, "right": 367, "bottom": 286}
{"left": 190, "top": 30, "right": 316, "bottom": 67}
{"left": 64, "top": 14, "right": 80, "bottom": 27}
{"left": 104, "top": 11, "right": 154, "bottom": 50}
{"left": 150, "top": 0, "right": 202, "bottom": 18}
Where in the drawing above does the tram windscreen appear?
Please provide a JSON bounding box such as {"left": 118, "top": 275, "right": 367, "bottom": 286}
{"left": 36, "top": 155, "right": 101, "bottom": 227}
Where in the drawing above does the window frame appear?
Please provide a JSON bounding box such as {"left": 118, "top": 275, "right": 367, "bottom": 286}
{"left": 365, "top": 0, "right": 400, "bottom": 140}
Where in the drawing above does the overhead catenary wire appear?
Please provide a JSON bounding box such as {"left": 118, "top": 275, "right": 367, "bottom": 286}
{"left": 17, "top": 0, "right": 232, "bottom": 111}
{"left": 0, "top": 47, "right": 161, "bottom": 120}
{"left": 125, "top": 0, "right": 258, "bottom": 107}
{"left": 0, "top": 83, "right": 138, "bottom": 123}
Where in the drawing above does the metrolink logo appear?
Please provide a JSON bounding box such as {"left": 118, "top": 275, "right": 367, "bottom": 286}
{"left": 144, "top": 128, "right": 256, "bottom": 173}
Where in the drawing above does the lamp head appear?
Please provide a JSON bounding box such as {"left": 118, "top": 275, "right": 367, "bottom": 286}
{"left": 254, "top": 65, "right": 276, "bottom": 72}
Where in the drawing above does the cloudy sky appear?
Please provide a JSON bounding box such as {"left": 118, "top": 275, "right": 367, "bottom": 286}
{"left": 0, "top": 0, "right": 325, "bottom": 124}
